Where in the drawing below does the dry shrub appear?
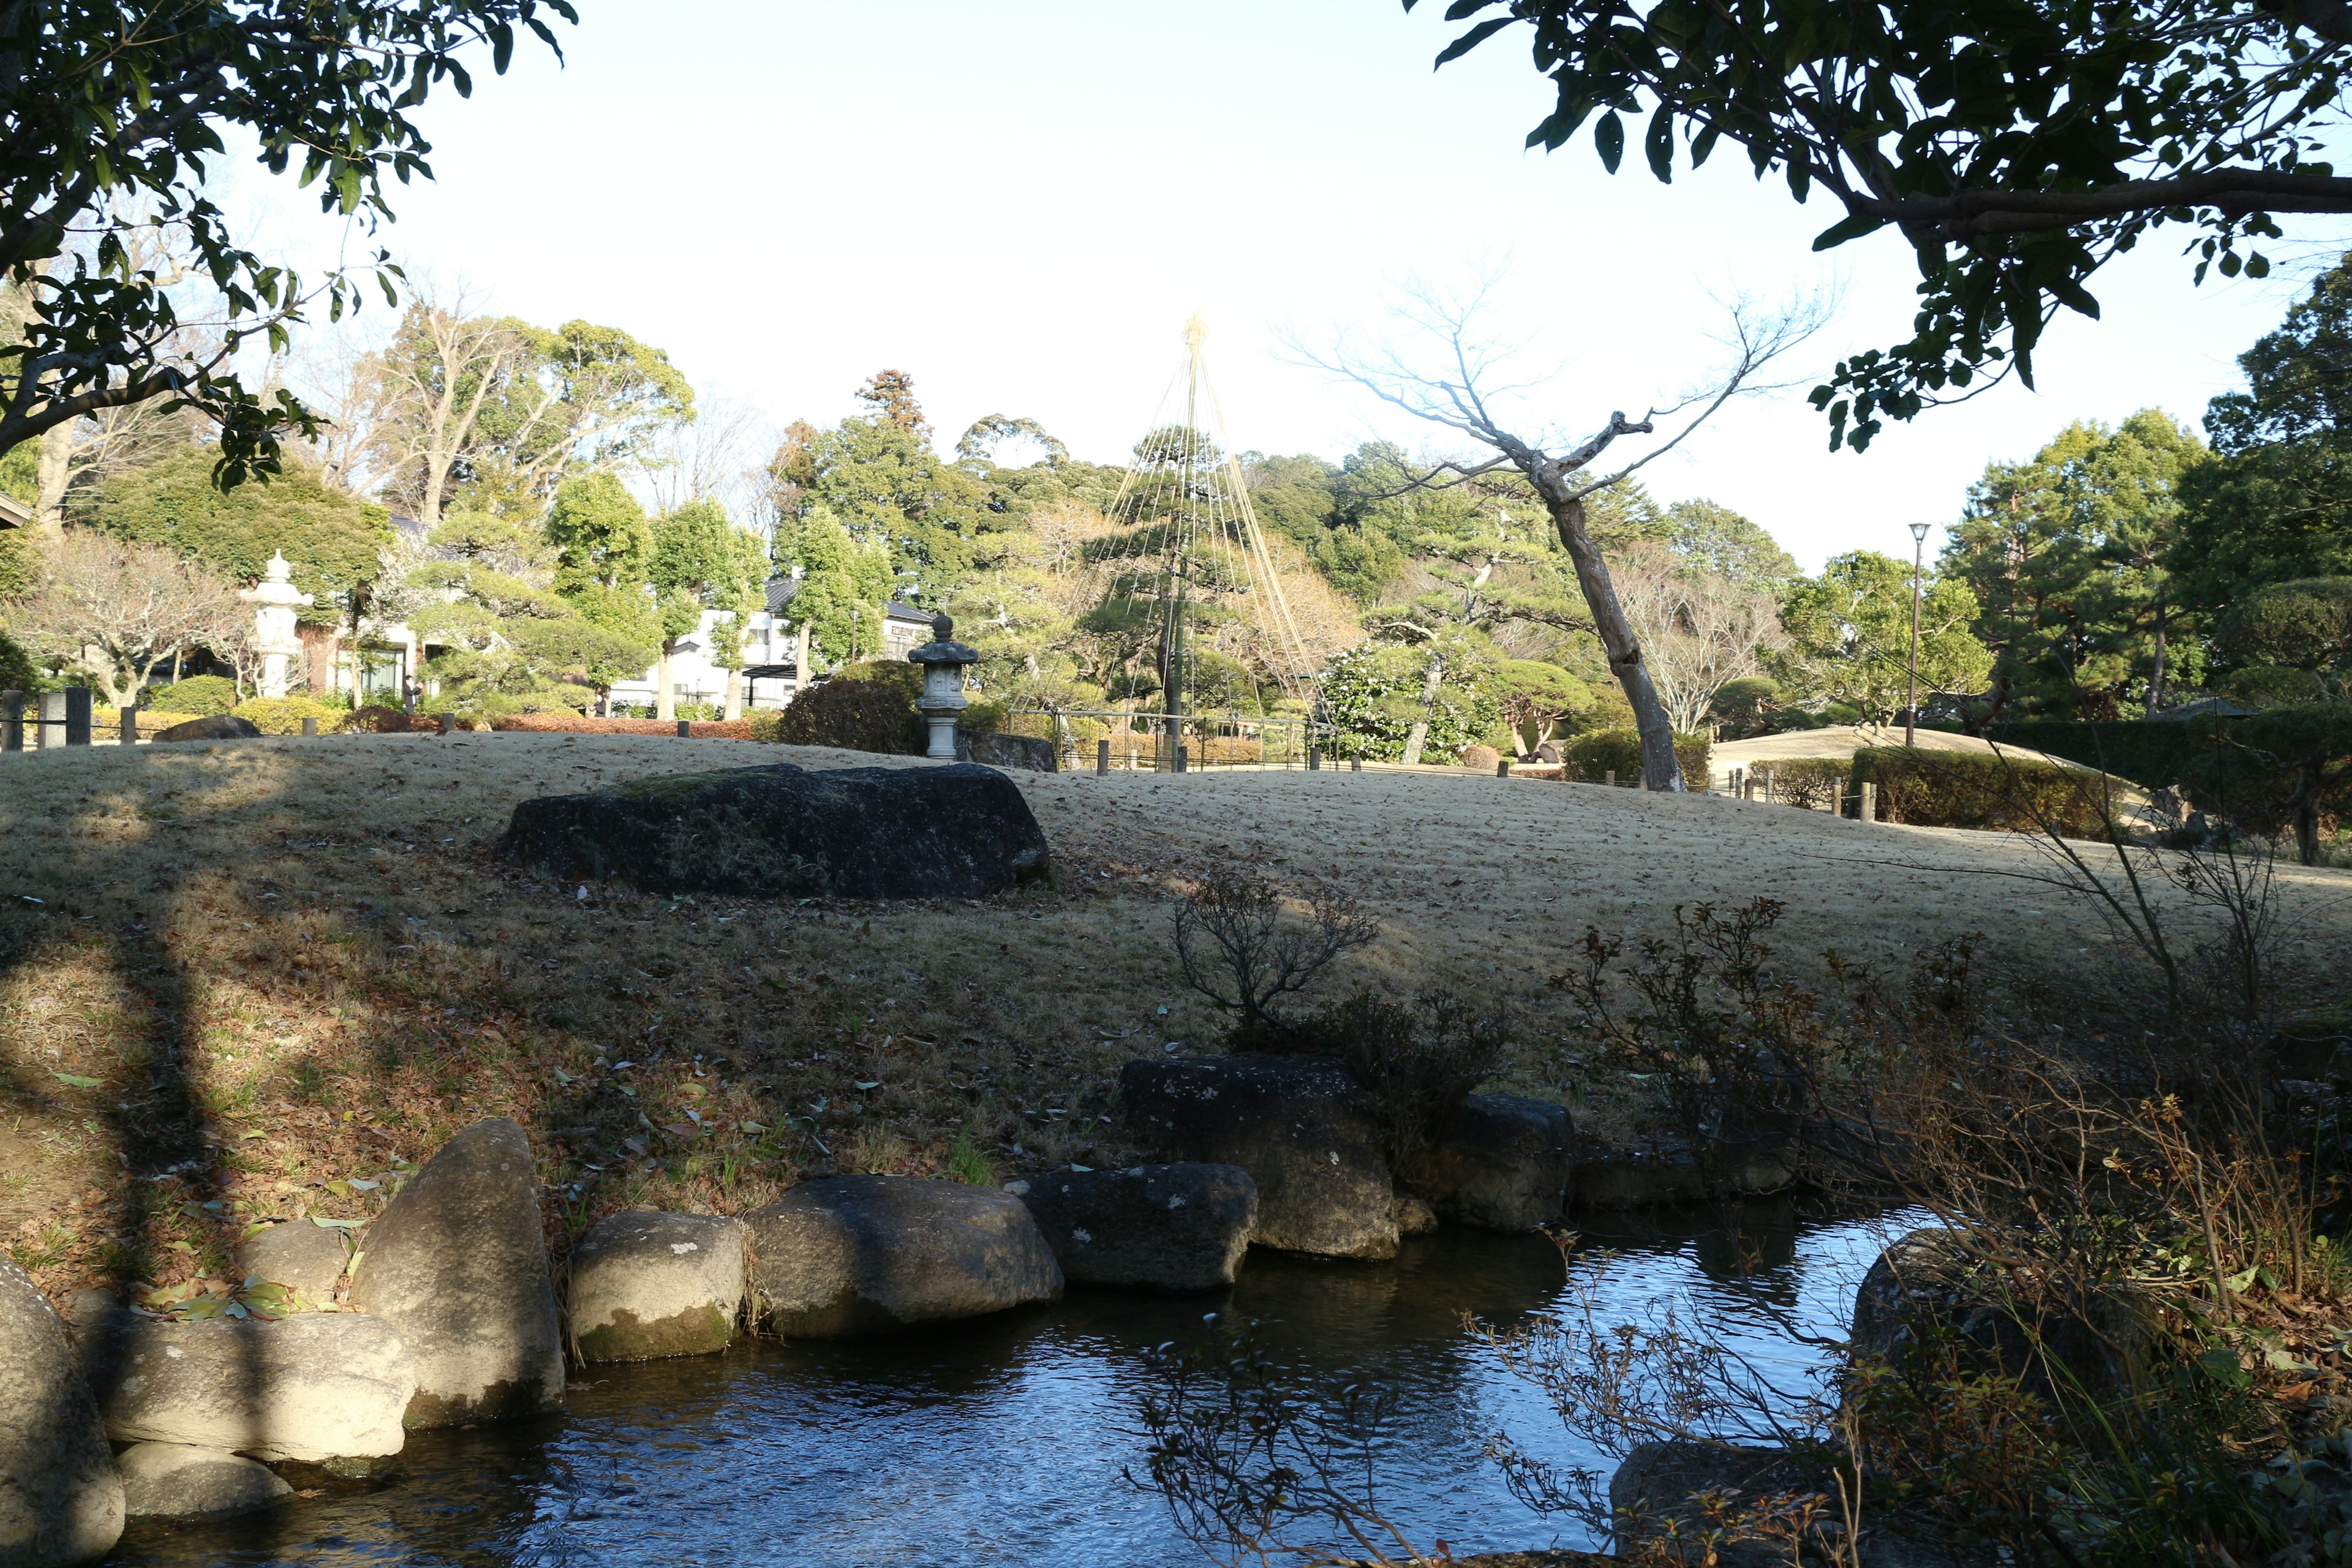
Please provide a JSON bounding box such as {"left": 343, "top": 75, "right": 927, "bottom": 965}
{"left": 1170, "top": 870, "right": 1374, "bottom": 1044}
{"left": 1297, "top": 988, "right": 1510, "bottom": 1171}
{"left": 1749, "top": 756, "right": 1847, "bottom": 810}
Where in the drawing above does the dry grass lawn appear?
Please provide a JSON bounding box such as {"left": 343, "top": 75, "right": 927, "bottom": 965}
{"left": 2, "top": 733, "right": 2345, "bottom": 1313}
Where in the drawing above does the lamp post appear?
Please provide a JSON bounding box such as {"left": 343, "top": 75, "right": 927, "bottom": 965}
{"left": 1905, "top": 522, "right": 1930, "bottom": 747}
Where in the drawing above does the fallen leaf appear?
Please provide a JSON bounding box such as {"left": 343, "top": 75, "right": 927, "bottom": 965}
{"left": 52, "top": 1072, "right": 102, "bottom": 1088}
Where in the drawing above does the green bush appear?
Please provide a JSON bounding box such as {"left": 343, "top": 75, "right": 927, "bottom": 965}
{"left": 1971, "top": 718, "right": 2213, "bottom": 788}
{"left": 834, "top": 660, "right": 924, "bottom": 702}
{"left": 1849, "top": 747, "right": 2128, "bottom": 839}
{"left": 772, "top": 676, "right": 924, "bottom": 754}
{"left": 1745, "top": 756, "right": 1850, "bottom": 810}
{"left": 0, "top": 630, "right": 36, "bottom": 693}
{"left": 959, "top": 698, "right": 1009, "bottom": 734}
{"left": 233, "top": 695, "right": 346, "bottom": 735}
{"left": 1562, "top": 726, "right": 1711, "bottom": 786}
{"left": 152, "top": 674, "right": 237, "bottom": 715}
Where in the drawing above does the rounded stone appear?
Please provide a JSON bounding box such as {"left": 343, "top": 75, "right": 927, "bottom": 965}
{"left": 238, "top": 1221, "right": 349, "bottom": 1303}
{"left": 80, "top": 1311, "right": 414, "bottom": 1463}
{"left": 116, "top": 1444, "right": 290, "bottom": 1520}
{"left": 568, "top": 1212, "right": 744, "bottom": 1362}
{"left": 0, "top": 1257, "right": 123, "bottom": 1567}
{"left": 1005, "top": 1164, "right": 1256, "bottom": 1292}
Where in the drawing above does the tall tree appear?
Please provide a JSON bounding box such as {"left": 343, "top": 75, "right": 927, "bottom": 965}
{"left": 1419, "top": 0, "right": 2352, "bottom": 450}
{"left": 771, "top": 377, "right": 991, "bottom": 599}
{"left": 2174, "top": 255, "right": 2352, "bottom": 609}
{"left": 784, "top": 508, "right": 895, "bottom": 671}
{"left": 1664, "top": 500, "right": 1798, "bottom": 593}
{"left": 1613, "top": 547, "right": 1787, "bottom": 734}
{"left": 545, "top": 470, "right": 652, "bottom": 595}
{"left": 0, "top": 1, "right": 573, "bottom": 478}
{"left": 1782, "top": 551, "right": 1993, "bottom": 723}
{"left": 645, "top": 499, "right": 745, "bottom": 720}
{"left": 1946, "top": 410, "right": 2207, "bottom": 721}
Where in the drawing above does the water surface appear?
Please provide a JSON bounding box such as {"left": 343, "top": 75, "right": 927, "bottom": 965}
{"left": 109, "top": 1202, "right": 1905, "bottom": 1568}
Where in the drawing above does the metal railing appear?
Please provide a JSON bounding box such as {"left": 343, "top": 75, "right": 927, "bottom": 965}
{"left": 999, "top": 708, "right": 1340, "bottom": 773}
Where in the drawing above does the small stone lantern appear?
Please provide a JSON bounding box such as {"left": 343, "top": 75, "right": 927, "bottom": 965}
{"left": 238, "top": 550, "right": 314, "bottom": 699}
{"left": 906, "top": 611, "right": 979, "bottom": 761}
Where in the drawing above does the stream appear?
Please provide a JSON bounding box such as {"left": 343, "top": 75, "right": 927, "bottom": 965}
{"left": 107, "top": 1201, "right": 1911, "bottom": 1568}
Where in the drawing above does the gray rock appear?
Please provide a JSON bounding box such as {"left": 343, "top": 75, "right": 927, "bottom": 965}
{"left": 1004, "top": 1164, "right": 1256, "bottom": 1291}
{"left": 238, "top": 1221, "right": 348, "bottom": 1303}
{"left": 152, "top": 714, "right": 261, "bottom": 742}
{"left": 957, "top": 731, "right": 1058, "bottom": 772}
{"left": 349, "top": 1117, "right": 564, "bottom": 1428}
{"left": 1401, "top": 1094, "right": 1574, "bottom": 1232}
{"left": 1568, "top": 1133, "right": 1795, "bottom": 1210}
{"left": 1120, "top": 1056, "right": 1398, "bottom": 1260}
{"left": 116, "top": 1444, "right": 290, "bottom": 1520}
{"left": 1392, "top": 1191, "right": 1439, "bottom": 1236}
{"left": 1850, "top": 1227, "right": 2158, "bottom": 1405}
{"left": 80, "top": 1311, "right": 413, "bottom": 1463}
{"left": 0, "top": 1257, "right": 123, "bottom": 1567}
{"left": 495, "top": 761, "right": 1053, "bottom": 899}
{"left": 744, "top": 1175, "right": 1062, "bottom": 1337}
{"left": 1613, "top": 1439, "right": 1991, "bottom": 1568}
{"left": 568, "top": 1212, "right": 744, "bottom": 1362}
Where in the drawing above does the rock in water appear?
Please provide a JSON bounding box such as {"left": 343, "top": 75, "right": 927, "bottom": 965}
{"left": 349, "top": 1118, "right": 564, "bottom": 1428}
{"left": 151, "top": 715, "right": 261, "bottom": 742}
{"left": 80, "top": 1312, "right": 414, "bottom": 1462}
{"left": 115, "top": 1444, "right": 290, "bottom": 1520}
{"left": 238, "top": 1221, "right": 349, "bottom": 1303}
{"left": 1120, "top": 1057, "right": 1399, "bottom": 1260}
{"left": 568, "top": 1212, "right": 744, "bottom": 1362}
{"left": 1401, "top": 1095, "right": 1575, "bottom": 1232}
{"left": 495, "top": 762, "right": 1052, "bottom": 899}
{"left": 743, "top": 1175, "right": 1063, "bottom": 1337}
{"left": 0, "top": 1257, "right": 123, "bottom": 1567}
{"left": 1005, "top": 1164, "right": 1256, "bottom": 1291}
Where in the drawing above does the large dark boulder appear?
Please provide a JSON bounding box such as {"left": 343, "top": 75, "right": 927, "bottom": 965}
{"left": 567, "top": 1212, "right": 744, "bottom": 1362}
{"left": 743, "top": 1175, "right": 1063, "bottom": 1338}
{"left": 1005, "top": 1164, "right": 1257, "bottom": 1291}
{"left": 348, "top": 1118, "right": 565, "bottom": 1428}
{"left": 1568, "top": 1131, "right": 1796, "bottom": 1210}
{"left": 152, "top": 714, "right": 260, "bottom": 742}
{"left": 495, "top": 761, "right": 1052, "bottom": 899}
{"left": 1120, "top": 1057, "right": 1398, "bottom": 1260}
{"left": 1401, "top": 1094, "right": 1574, "bottom": 1232}
{"left": 0, "top": 1257, "right": 122, "bottom": 1566}
{"left": 1613, "top": 1439, "right": 1995, "bottom": 1567}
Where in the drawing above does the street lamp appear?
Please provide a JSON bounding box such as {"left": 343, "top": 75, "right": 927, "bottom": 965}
{"left": 1905, "top": 522, "right": 1931, "bottom": 747}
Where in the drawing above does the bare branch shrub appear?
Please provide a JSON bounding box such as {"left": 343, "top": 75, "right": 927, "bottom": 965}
{"left": 6, "top": 528, "right": 244, "bottom": 706}
{"left": 1172, "top": 872, "right": 1376, "bottom": 1045}
{"left": 1300, "top": 989, "right": 1511, "bottom": 1172}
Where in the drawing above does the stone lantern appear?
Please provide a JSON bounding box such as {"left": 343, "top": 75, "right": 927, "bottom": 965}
{"left": 906, "top": 611, "right": 979, "bottom": 761}
{"left": 239, "top": 550, "right": 314, "bottom": 699}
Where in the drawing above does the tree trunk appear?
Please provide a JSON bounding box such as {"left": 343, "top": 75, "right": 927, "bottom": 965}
{"left": 723, "top": 666, "right": 743, "bottom": 721}
{"left": 1542, "top": 495, "right": 1684, "bottom": 790}
{"left": 1400, "top": 650, "right": 1445, "bottom": 766}
{"left": 2149, "top": 599, "right": 2169, "bottom": 713}
{"left": 793, "top": 621, "right": 810, "bottom": 695}
{"left": 34, "top": 423, "right": 70, "bottom": 532}
{"left": 2296, "top": 768, "right": 2321, "bottom": 867}
{"left": 655, "top": 642, "right": 674, "bottom": 720}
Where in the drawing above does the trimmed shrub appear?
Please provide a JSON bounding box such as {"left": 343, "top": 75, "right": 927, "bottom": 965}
{"left": 234, "top": 695, "right": 347, "bottom": 735}
{"left": 960, "top": 698, "right": 1009, "bottom": 734}
{"left": 833, "top": 660, "right": 924, "bottom": 703}
{"left": 1562, "top": 726, "right": 1711, "bottom": 786}
{"left": 152, "top": 674, "right": 237, "bottom": 715}
{"left": 1747, "top": 757, "right": 1850, "bottom": 811}
{"left": 1849, "top": 748, "right": 2128, "bottom": 839}
{"left": 491, "top": 713, "right": 755, "bottom": 739}
{"left": 345, "top": 704, "right": 435, "bottom": 733}
{"left": 772, "top": 677, "right": 925, "bottom": 755}
{"left": 97, "top": 707, "right": 203, "bottom": 736}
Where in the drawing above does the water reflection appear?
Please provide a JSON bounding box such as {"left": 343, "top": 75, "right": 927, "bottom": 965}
{"left": 108, "top": 1200, "right": 1907, "bottom": 1568}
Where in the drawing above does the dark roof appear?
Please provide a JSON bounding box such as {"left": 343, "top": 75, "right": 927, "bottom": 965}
{"left": 763, "top": 576, "right": 935, "bottom": 624}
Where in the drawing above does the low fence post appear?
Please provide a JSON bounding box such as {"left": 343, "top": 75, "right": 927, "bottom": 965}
{"left": 1604, "top": 768, "right": 1616, "bottom": 788}
{"left": 1, "top": 690, "right": 21, "bottom": 752}
{"left": 1306, "top": 746, "right": 1321, "bottom": 771}
{"left": 1861, "top": 780, "right": 1877, "bottom": 824}
{"left": 38, "top": 692, "right": 65, "bottom": 748}
{"left": 1174, "top": 744, "right": 1189, "bottom": 774}
{"left": 1497, "top": 757, "right": 1510, "bottom": 778}
{"left": 1350, "top": 755, "right": 1360, "bottom": 772}
{"left": 1096, "top": 739, "right": 1109, "bottom": 775}
{"left": 1763, "top": 769, "right": 1776, "bottom": 805}
{"left": 437, "top": 712, "right": 457, "bottom": 735}
{"left": 122, "top": 704, "right": 140, "bottom": 746}
{"left": 301, "top": 716, "right": 317, "bottom": 737}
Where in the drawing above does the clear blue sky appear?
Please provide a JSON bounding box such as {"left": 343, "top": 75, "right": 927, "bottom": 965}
{"left": 232, "top": 1, "right": 2349, "bottom": 570}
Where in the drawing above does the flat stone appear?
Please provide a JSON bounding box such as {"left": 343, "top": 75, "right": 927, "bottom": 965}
{"left": 349, "top": 1117, "right": 564, "bottom": 1428}
{"left": 152, "top": 715, "right": 260, "bottom": 742}
{"left": 116, "top": 1444, "right": 290, "bottom": 1520}
{"left": 495, "top": 761, "right": 1053, "bottom": 899}
{"left": 1569, "top": 1133, "right": 1796, "bottom": 1210}
{"left": 744, "top": 1175, "right": 1062, "bottom": 1337}
{"left": 568, "top": 1212, "right": 744, "bottom": 1362}
{"left": 238, "top": 1221, "right": 349, "bottom": 1303}
{"left": 0, "top": 1257, "right": 123, "bottom": 1566}
{"left": 1120, "top": 1056, "right": 1398, "bottom": 1260}
{"left": 957, "top": 731, "right": 1058, "bottom": 772}
{"left": 1004, "top": 1164, "right": 1256, "bottom": 1291}
{"left": 1401, "top": 1094, "right": 1574, "bottom": 1232}
{"left": 80, "top": 1311, "right": 413, "bottom": 1462}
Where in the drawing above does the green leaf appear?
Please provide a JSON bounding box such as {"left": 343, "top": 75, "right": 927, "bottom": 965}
{"left": 1645, "top": 104, "right": 1675, "bottom": 183}
{"left": 1812, "top": 212, "right": 1888, "bottom": 251}
{"left": 1433, "top": 15, "right": 1515, "bottom": 67}
{"left": 51, "top": 1072, "right": 102, "bottom": 1088}
{"left": 309, "top": 1215, "right": 364, "bottom": 1229}
{"left": 1594, "top": 111, "right": 1625, "bottom": 173}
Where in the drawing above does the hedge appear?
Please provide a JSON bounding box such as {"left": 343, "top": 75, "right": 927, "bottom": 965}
{"left": 234, "top": 696, "right": 348, "bottom": 735}
{"left": 491, "top": 713, "right": 756, "bottom": 739}
{"left": 1848, "top": 748, "right": 2129, "bottom": 839}
{"left": 1744, "top": 757, "right": 1850, "bottom": 811}
{"left": 1961, "top": 718, "right": 2215, "bottom": 788}
{"left": 772, "top": 676, "right": 925, "bottom": 755}
{"left": 1562, "top": 727, "right": 1712, "bottom": 786}
{"left": 149, "top": 674, "right": 237, "bottom": 715}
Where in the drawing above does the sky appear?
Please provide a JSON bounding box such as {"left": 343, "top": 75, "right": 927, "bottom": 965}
{"left": 229, "top": 0, "right": 2352, "bottom": 571}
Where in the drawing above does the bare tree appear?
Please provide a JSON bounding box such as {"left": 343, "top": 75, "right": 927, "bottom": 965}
{"left": 1615, "top": 547, "right": 1789, "bottom": 734}
{"left": 6, "top": 532, "right": 244, "bottom": 706}
{"left": 1308, "top": 281, "right": 1821, "bottom": 789}
{"left": 368, "top": 290, "right": 532, "bottom": 526}
{"left": 290, "top": 324, "right": 405, "bottom": 498}
{"left": 637, "top": 396, "right": 768, "bottom": 517}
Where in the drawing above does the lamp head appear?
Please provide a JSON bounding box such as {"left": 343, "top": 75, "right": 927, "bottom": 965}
{"left": 1910, "top": 522, "right": 1931, "bottom": 543}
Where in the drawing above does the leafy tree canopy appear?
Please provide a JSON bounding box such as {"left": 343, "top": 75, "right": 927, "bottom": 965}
{"left": 1416, "top": 0, "right": 2352, "bottom": 450}
{"left": 92, "top": 442, "right": 394, "bottom": 617}
{"left": 0, "top": 0, "right": 573, "bottom": 480}
{"left": 1665, "top": 499, "right": 1798, "bottom": 592}
{"left": 545, "top": 471, "right": 650, "bottom": 595}
{"left": 1782, "top": 549, "right": 1993, "bottom": 722}
{"left": 2175, "top": 255, "right": 2352, "bottom": 606}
